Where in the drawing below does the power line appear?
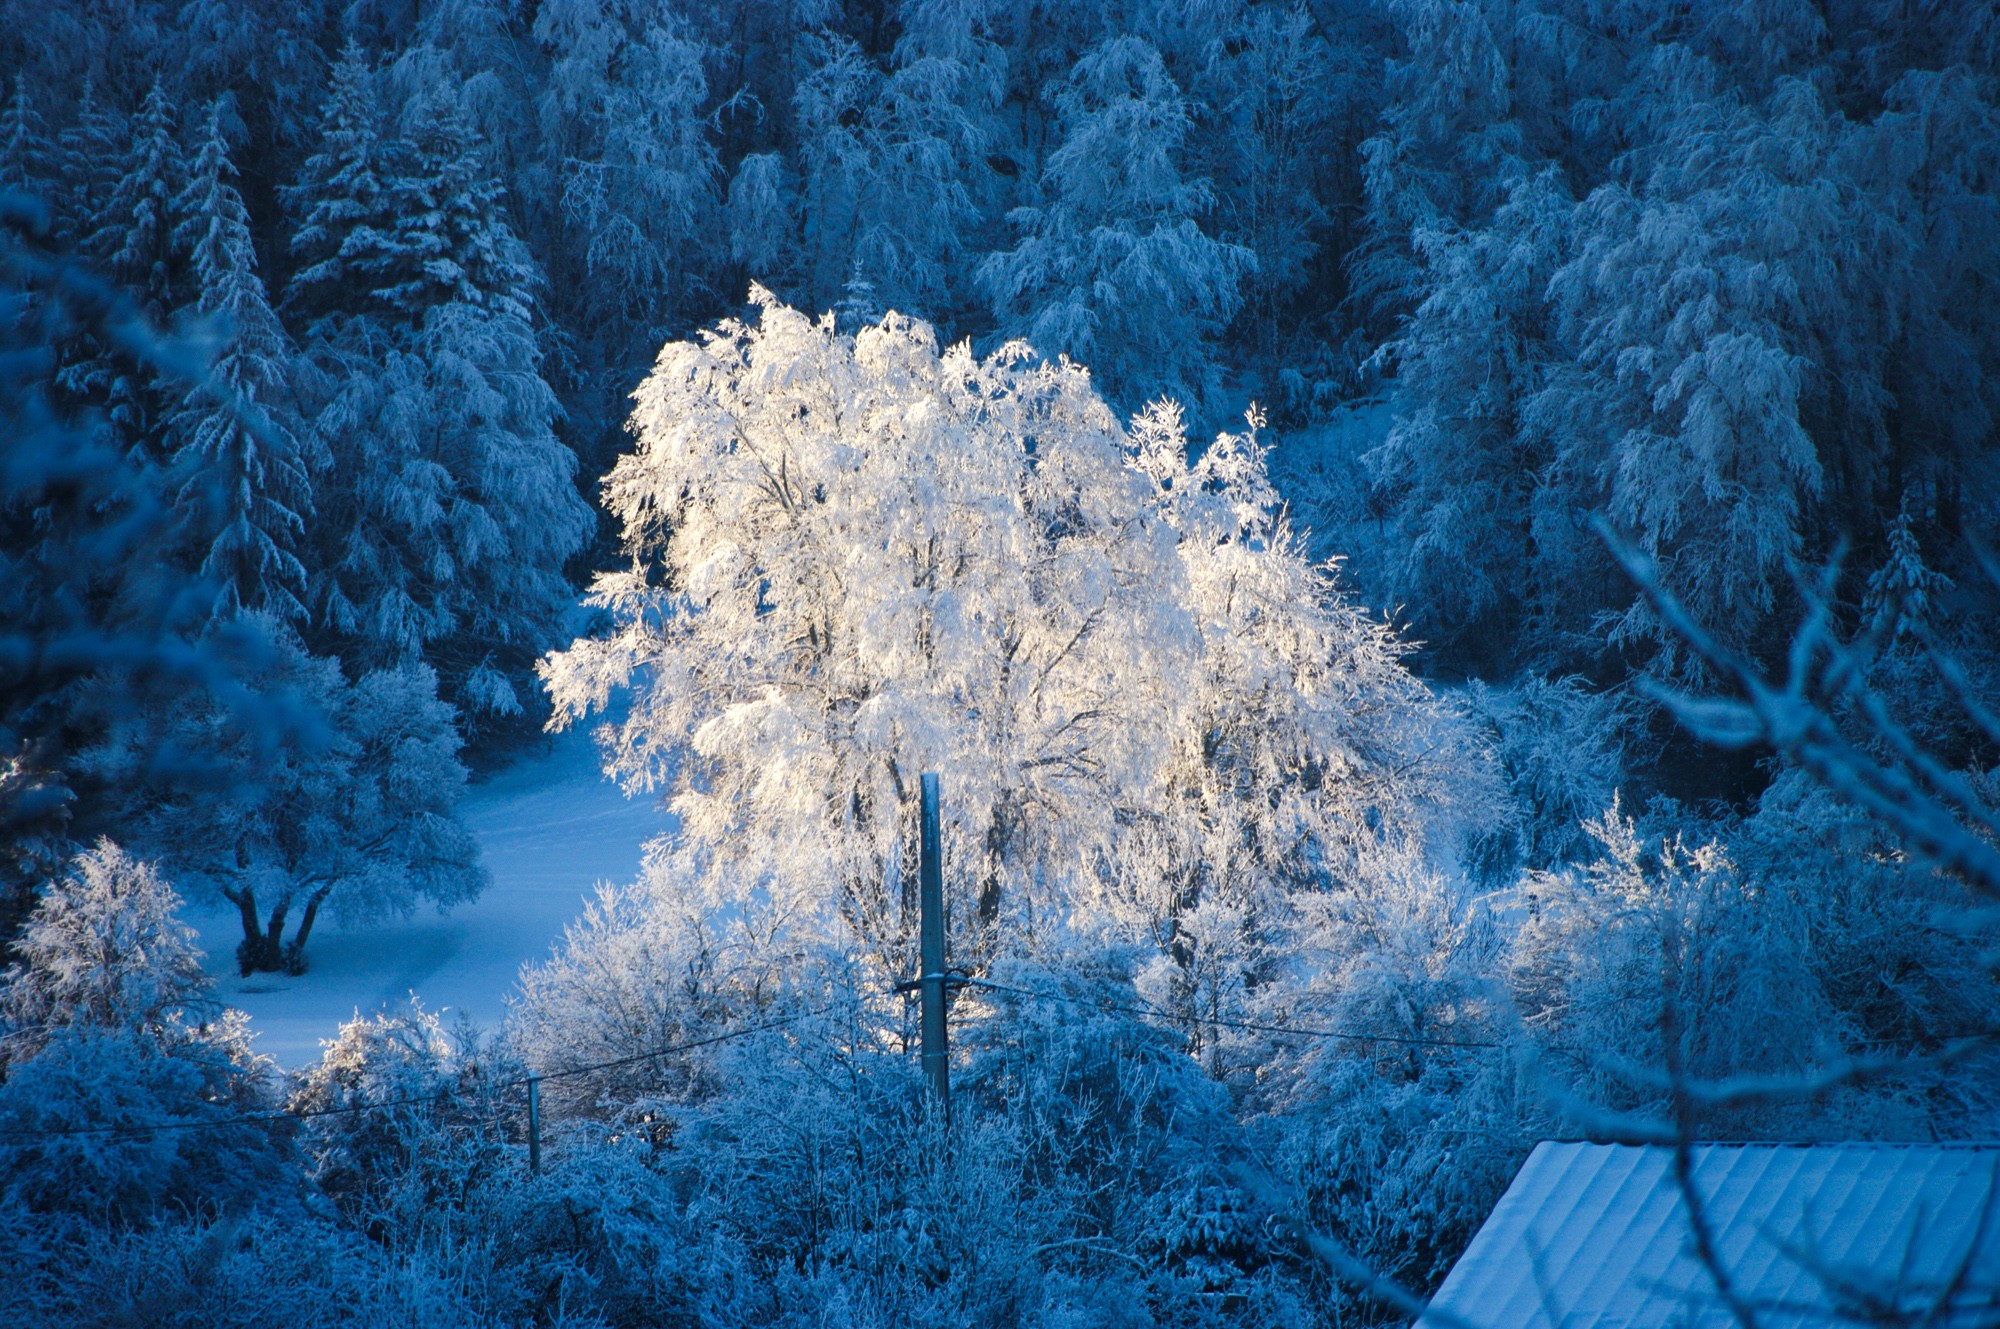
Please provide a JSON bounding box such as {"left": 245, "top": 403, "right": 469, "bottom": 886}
{"left": 0, "top": 981, "right": 1493, "bottom": 1147}
{"left": 958, "top": 978, "right": 1503, "bottom": 1050}
{"left": 532, "top": 1009, "right": 822, "bottom": 1082}
{"left": 0, "top": 1006, "right": 833, "bottom": 1144}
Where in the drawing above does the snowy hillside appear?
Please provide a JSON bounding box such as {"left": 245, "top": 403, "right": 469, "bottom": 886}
{"left": 194, "top": 725, "right": 667, "bottom": 1065}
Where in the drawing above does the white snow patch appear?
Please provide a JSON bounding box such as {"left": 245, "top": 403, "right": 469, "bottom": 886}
{"left": 194, "top": 723, "right": 669, "bottom": 1067}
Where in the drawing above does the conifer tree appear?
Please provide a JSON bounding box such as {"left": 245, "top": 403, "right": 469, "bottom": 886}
{"left": 80, "top": 80, "right": 192, "bottom": 459}
{"left": 101, "top": 80, "right": 189, "bottom": 321}
{"left": 381, "top": 92, "right": 540, "bottom": 326}
{"left": 0, "top": 79, "right": 52, "bottom": 204}
{"left": 52, "top": 76, "right": 120, "bottom": 252}
{"left": 303, "top": 87, "right": 592, "bottom": 723}
{"left": 285, "top": 42, "right": 396, "bottom": 334}
{"left": 49, "top": 79, "right": 124, "bottom": 412}
{"left": 172, "top": 99, "right": 313, "bottom": 624}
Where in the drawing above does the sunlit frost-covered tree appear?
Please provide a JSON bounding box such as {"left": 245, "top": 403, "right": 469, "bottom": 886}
{"left": 541, "top": 292, "right": 1452, "bottom": 1021}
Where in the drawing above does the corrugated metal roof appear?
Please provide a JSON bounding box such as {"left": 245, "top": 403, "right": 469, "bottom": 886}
{"left": 1421, "top": 1142, "right": 2000, "bottom": 1329}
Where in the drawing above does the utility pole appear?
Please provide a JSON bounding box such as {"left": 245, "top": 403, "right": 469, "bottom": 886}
{"left": 918, "top": 771, "right": 949, "bottom": 1117}
{"left": 527, "top": 1076, "right": 541, "bottom": 1174}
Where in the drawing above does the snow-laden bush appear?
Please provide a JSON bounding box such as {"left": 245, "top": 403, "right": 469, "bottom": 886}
{"left": 518, "top": 953, "right": 1316, "bottom": 1327}
{"left": 1510, "top": 794, "right": 1999, "bottom": 1141}
{"left": 0, "top": 842, "right": 281, "bottom": 1222}
{"left": 1262, "top": 844, "right": 1530, "bottom": 1321}
{"left": 290, "top": 1000, "right": 522, "bottom": 1236}
{"left": 0, "top": 1202, "right": 505, "bottom": 1329}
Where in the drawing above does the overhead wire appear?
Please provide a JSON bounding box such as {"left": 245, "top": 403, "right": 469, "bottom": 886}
{"left": 954, "top": 976, "right": 1504, "bottom": 1050}
{"left": 0, "top": 1004, "right": 837, "bottom": 1143}
{"left": 28, "top": 974, "right": 1971, "bottom": 1145}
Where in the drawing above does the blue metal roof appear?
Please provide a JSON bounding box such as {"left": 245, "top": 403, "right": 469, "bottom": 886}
{"left": 1421, "top": 1141, "right": 2000, "bottom": 1329}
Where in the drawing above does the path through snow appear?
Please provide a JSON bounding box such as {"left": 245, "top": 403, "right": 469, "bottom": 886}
{"left": 195, "top": 723, "right": 668, "bottom": 1066}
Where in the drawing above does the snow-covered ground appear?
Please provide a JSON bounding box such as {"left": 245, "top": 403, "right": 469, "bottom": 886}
{"left": 195, "top": 722, "right": 669, "bottom": 1067}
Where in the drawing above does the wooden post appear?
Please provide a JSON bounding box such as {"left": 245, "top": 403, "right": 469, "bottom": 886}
{"left": 919, "top": 772, "right": 949, "bottom": 1118}
{"left": 527, "top": 1076, "right": 541, "bottom": 1174}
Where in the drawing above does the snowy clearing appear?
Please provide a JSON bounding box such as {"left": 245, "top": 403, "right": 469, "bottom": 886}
{"left": 194, "top": 723, "right": 668, "bottom": 1066}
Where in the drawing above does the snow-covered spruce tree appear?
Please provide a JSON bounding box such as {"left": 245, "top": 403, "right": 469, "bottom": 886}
{"left": 979, "top": 35, "right": 1252, "bottom": 416}
{"left": 291, "top": 66, "right": 592, "bottom": 727}
{"left": 97, "top": 79, "right": 188, "bottom": 323}
{"left": 0, "top": 79, "right": 52, "bottom": 204}
{"left": 51, "top": 78, "right": 121, "bottom": 254}
{"left": 536, "top": 293, "right": 1458, "bottom": 1067}
{"left": 44, "top": 78, "right": 178, "bottom": 461}
{"left": 0, "top": 843, "right": 279, "bottom": 1222}
{"left": 283, "top": 42, "right": 395, "bottom": 337}
{"left": 171, "top": 98, "right": 314, "bottom": 624}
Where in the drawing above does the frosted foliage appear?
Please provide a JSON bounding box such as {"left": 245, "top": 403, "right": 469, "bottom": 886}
{"left": 794, "top": 32, "right": 992, "bottom": 316}
{"left": 1, "top": 1208, "right": 502, "bottom": 1329}
{"left": 1368, "top": 168, "right": 1570, "bottom": 652}
{"left": 1354, "top": 0, "right": 1522, "bottom": 318}
{"left": 0, "top": 841, "right": 209, "bottom": 1042}
{"left": 1464, "top": 675, "right": 1629, "bottom": 871}
{"left": 0, "top": 844, "right": 277, "bottom": 1223}
{"left": 1508, "top": 790, "right": 1997, "bottom": 1141}
{"left": 289, "top": 1000, "right": 513, "bottom": 1229}
{"left": 725, "top": 151, "right": 794, "bottom": 274}
{"left": 510, "top": 874, "right": 741, "bottom": 1110}
{"left": 1530, "top": 76, "right": 1871, "bottom": 664}
{"left": 979, "top": 36, "right": 1252, "bottom": 413}
{"left": 1511, "top": 806, "right": 1827, "bottom": 1116}
{"left": 534, "top": 0, "right": 718, "bottom": 333}
{"left": 542, "top": 293, "right": 1447, "bottom": 987}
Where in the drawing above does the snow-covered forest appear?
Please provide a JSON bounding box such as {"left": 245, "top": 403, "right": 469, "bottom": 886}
{"left": 2, "top": 0, "right": 1997, "bottom": 1324}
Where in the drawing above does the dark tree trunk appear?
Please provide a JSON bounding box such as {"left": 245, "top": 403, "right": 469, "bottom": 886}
{"left": 281, "top": 886, "right": 333, "bottom": 975}
{"left": 228, "top": 885, "right": 330, "bottom": 975}
{"left": 228, "top": 886, "right": 280, "bottom": 975}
